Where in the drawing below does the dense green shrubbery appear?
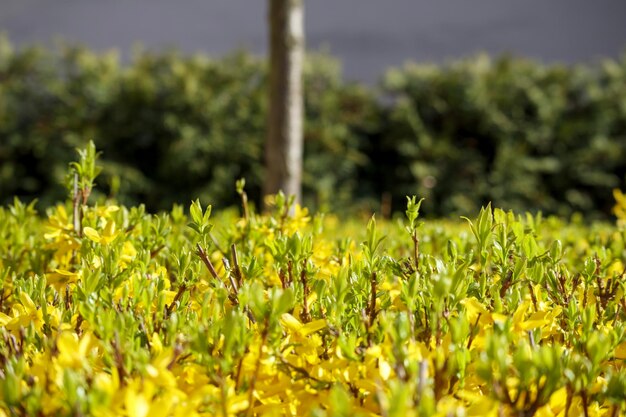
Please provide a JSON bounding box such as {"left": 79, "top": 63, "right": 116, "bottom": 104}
{"left": 0, "top": 38, "right": 377, "bottom": 212}
{"left": 379, "top": 55, "right": 626, "bottom": 217}
{"left": 1, "top": 37, "right": 626, "bottom": 217}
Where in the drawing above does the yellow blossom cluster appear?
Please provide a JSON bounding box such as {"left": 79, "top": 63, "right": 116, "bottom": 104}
{"left": 1, "top": 192, "right": 626, "bottom": 417}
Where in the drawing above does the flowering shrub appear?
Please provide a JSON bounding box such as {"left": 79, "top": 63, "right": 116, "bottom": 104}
{"left": 1, "top": 144, "right": 626, "bottom": 416}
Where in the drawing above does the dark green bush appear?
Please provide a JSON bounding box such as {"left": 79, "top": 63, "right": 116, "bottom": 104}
{"left": 0, "top": 38, "right": 377, "bottom": 212}
{"left": 1, "top": 36, "right": 625, "bottom": 218}
{"left": 377, "top": 54, "right": 626, "bottom": 218}
{"left": 0, "top": 40, "right": 120, "bottom": 207}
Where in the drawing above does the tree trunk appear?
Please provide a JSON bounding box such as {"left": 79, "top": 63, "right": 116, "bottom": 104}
{"left": 264, "top": 0, "right": 304, "bottom": 206}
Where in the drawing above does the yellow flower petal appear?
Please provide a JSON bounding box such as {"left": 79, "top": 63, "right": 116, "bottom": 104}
{"left": 461, "top": 297, "right": 488, "bottom": 323}
{"left": 492, "top": 313, "right": 508, "bottom": 324}
{"left": 78, "top": 332, "right": 92, "bottom": 358}
{"left": 300, "top": 319, "right": 327, "bottom": 336}
{"left": 519, "top": 311, "right": 550, "bottom": 330}
{"left": 228, "top": 395, "right": 250, "bottom": 414}
{"left": 0, "top": 312, "right": 12, "bottom": 326}
{"left": 83, "top": 227, "right": 101, "bottom": 243}
{"left": 281, "top": 313, "right": 303, "bottom": 332}
{"left": 379, "top": 358, "right": 392, "bottom": 380}
{"left": 615, "top": 342, "right": 626, "bottom": 359}
{"left": 19, "top": 292, "right": 37, "bottom": 312}
{"left": 100, "top": 220, "right": 118, "bottom": 245}
{"left": 126, "top": 388, "right": 149, "bottom": 417}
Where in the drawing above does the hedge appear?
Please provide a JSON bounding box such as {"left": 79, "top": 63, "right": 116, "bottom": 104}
{"left": 0, "top": 38, "right": 377, "bottom": 212}
{"left": 1, "top": 37, "right": 625, "bottom": 218}
{"left": 378, "top": 55, "right": 626, "bottom": 218}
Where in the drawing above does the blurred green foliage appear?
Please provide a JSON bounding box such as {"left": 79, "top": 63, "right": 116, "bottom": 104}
{"left": 0, "top": 37, "right": 377, "bottom": 212}
{"left": 378, "top": 55, "right": 626, "bottom": 218}
{"left": 1, "top": 36, "right": 625, "bottom": 218}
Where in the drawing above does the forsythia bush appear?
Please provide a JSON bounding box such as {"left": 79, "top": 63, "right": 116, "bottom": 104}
{"left": 2, "top": 144, "right": 626, "bottom": 417}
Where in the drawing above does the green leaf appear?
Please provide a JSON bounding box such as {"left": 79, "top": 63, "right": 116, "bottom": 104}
{"left": 274, "top": 288, "right": 295, "bottom": 316}
{"left": 189, "top": 199, "right": 203, "bottom": 225}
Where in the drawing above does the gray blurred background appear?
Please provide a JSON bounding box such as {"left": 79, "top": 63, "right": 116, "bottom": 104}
{"left": 2, "top": 0, "right": 626, "bottom": 82}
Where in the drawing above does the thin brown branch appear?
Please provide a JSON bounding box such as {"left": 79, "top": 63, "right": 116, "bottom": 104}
{"left": 369, "top": 272, "right": 377, "bottom": 327}
{"left": 581, "top": 390, "right": 590, "bottom": 417}
{"left": 166, "top": 283, "right": 188, "bottom": 317}
{"left": 222, "top": 257, "right": 239, "bottom": 296}
{"left": 467, "top": 313, "right": 482, "bottom": 350}
{"left": 196, "top": 243, "right": 220, "bottom": 281}
{"left": 300, "top": 260, "right": 311, "bottom": 323}
{"left": 500, "top": 269, "right": 514, "bottom": 298}
{"left": 287, "top": 260, "right": 294, "bottom": 288}
{"left": 72, "top": 173, "right": 82, "bottom": 237}
{"left": 150, "top": 245, "right": 165, "bottom": 259}
{"left": 112, "top": 331, "right": 127, "bottom": 387}
{"left": 278, "top": 356, "right": 329, "bottom": 385}
{"left": 231, "top": 244, "right": 244, "bottom": 288}
{"left": 412, "top": 232, "right": 419, "bottom": 273}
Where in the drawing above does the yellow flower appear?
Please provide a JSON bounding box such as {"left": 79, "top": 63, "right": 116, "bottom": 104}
{"left": 361, "top": 345, "right": 393, "bottom": 382}
{"left": 125, "top": 383, "right": 150, "bottom": 417}
{"left": 615, "top": 341, "right": 626, "bottom": 359}
{"left": 284, "top": 205, "right": 310, "bottom": 236}
{"left": 43, "top": 204, "right": 80, "bottom": 266}
{"left": 312, "top": 240, "right": 340, "bottom": 279}
{"left": 120, "top": 241, "right": 138, "bottom": 268}
{"left": 84, "top": 219, "right": 118, "bottom": 245}
{"left": 280, "top": 314, "right": 327, "bottom": 370}
{"left": 46, "top": 268, "right": 82, "bottom": 289}
{"left": 95, "top": 204, "right": 120, "bottom": 218}
{"left": 56, "top": 331, "right": 94, "bottom": 370}
{"left": 510, "top": 299, "right": 562, "bottom": 339}
{"left": 464, "top": 396, "right": 497, "bottom": 417}
{"left": 1, "top": 292, "right": 44, "bottom": 334}
{"left": 145, "top": 347, "right": 177, "bottom": 389}
{"left": 280, "top": 313, "right": 326, "bottom": 337}
{"left": 26, "top": 349, "right": 54, "bottom": 388}
{"left": 93, "top": 369, "right": 120, "bottom": 398}
{"left": 613, "top": 189, "right": 626, "bottom": 224}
